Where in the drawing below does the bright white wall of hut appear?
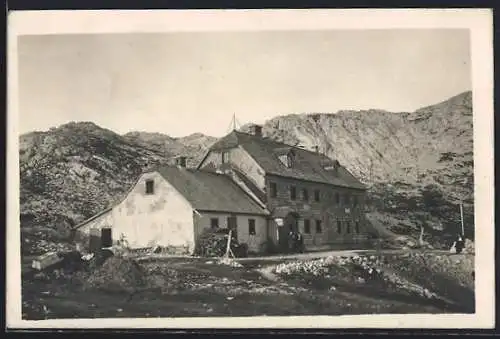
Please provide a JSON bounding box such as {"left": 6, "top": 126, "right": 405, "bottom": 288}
{"left": 112, "top": 171, "right": 195, "bottom": 252}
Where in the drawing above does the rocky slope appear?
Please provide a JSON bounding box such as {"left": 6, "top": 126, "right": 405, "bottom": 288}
{"left": 241, "top": 91, "right": 474, "bottom": 242}
{"left": 19, "top": 91, "right": 473, "bottom": 254}
{"left": 19, "top": 122, "right": 216, "bottom": 254}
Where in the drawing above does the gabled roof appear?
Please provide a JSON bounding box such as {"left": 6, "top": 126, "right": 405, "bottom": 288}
{"left": 207, "top": 130, "right": 366, "bottom": 190}
{"left": 73, "top": 207, "right": 112, "bottom": 230}
{"left": 157, "top": 166, "right": 269, "bottom": 215}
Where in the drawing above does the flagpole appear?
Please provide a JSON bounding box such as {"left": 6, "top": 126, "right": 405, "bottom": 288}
{"left": 460, "top": 202, "right": 465, "bottom": 236}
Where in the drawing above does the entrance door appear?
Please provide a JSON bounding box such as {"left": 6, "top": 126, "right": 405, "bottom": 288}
{"left": 101, "top": 228, "right": 112, "bottom": 248}
{"left": 227, "top": 216, "right": 238, "bottom": 241}
{"left": 278, "top": 212, "right": 299, "bottom": 252}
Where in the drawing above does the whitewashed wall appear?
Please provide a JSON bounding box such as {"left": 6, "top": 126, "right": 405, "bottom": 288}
{"left": 112, "top": 171, "right": 195, "bottom": 252}
{"left": 75, "top": 171, "right": 196, "bottom": 253}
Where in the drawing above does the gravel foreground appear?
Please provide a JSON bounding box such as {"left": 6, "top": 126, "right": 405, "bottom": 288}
{"left": 22, "top": 251, "right": 474, "bottom": 320}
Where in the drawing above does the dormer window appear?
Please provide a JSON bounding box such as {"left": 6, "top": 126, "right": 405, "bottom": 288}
{"left": 276, "top": 147, "right": 295, "bottom": 168}
{"left": 323, "top": 159, "right": 340, "bottom": 172}
{"left": 278, "top": 152, "right": 294, "bottom": 168}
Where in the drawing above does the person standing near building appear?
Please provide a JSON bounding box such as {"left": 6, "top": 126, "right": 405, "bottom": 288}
{"left": 296, "top": 232, "right": 304, "bottom": 253}
{"left": 455, "top": 234, "right": 465, "bottom": 254}
{"left": 288, "top": 231, "right": 295, "bottom": 253}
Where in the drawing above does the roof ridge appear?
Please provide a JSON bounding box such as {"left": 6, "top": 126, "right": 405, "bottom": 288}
{"left": 237, "top": 132, "right": 334, "bottom": 161}
{"left": 234, "top": 129, "right": 332, "bottom": 157}
{"left": 235, "top": 130, "right": 300, "bottom": 149}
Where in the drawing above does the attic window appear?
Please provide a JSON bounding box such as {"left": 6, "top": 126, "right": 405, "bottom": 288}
{"left": 324, "top": 160, "right": 340, "bottom": 172}
{"left": 279, "top": 153, "right": 294, "bottom": 168}
{"left": 145, "top": 180, "right": 154, "bottom": 195}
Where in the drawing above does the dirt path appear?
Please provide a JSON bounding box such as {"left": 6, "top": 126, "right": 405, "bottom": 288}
{"left": 236, "top": 248, "right": 450, "bottom": 263}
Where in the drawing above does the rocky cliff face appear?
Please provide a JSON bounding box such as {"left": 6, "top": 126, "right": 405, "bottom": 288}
{"left": 19, "top": 91, "right": 473, "bottom": 254}
{"left": 242, "top": 91, "right": 473, "bottom": 198}
{"left": 241, "top": 91, "right": 474, "bottom": 242}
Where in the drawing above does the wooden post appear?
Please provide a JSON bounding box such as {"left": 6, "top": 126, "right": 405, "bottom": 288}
{"left": 224, "top": 230, "right": 232, "bottom": 258}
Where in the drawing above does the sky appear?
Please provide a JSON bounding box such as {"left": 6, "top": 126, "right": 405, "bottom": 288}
{"left": 17, "top": 29, "right": 471, "bottom": 137}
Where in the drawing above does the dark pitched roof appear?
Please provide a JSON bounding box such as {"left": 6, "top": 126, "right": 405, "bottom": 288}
{"left": 208, "top": 130, "right": 366, "bottom": 190}
{"left": 157, "top": 166, "right": 269, "bottom": 215}
{"left": 73, "top": 207, "right": 113, "bottom": 229}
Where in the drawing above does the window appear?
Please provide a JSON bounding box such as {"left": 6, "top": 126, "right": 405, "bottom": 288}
{"left": 314, "top": 189, "right": 321, "bottom": 202}
{"left": 210, "top": 218, "right": 219, "bottom": 229}
{"left": 302, "top": 188, "right": 309, "bottom": 201}
{"left": 344, "top": 194, "right": 350, "bottom": 206}
{"left": 346, "top": 221, "right": 351, "bottom": 234}
{"left": 304, "top": 219, "right": 311, "bottom": 234}
{"left": 353, "top": 196, "right": 358, "bottom": 207}
{"left": 279, "top": 152, "right": 294, "bottom": 168}
{"left": 145, "top": 180, "right": 154, "bottom": 195}
{"left": 337, "top": 220, "right": 342, "bottom": 233}
{"left": 335, "top": 192, "right": 340, "bottom": 205}
{"left": 290, "top": 186, "right": 297, "bottom": 200}
{"left": 315, "top": 220, "right": 323, "bottom": 233}
{"left": 355, "top": 221, "right": 360, "bottom": 234}
{"left": 270, "top": 182, "right": 277, "bottom": 198}
{"left": 222, "top": 151, "right": 229, "bottom": 164}
{"left": 248, "top": 219, "right": 256, "bottom": 235}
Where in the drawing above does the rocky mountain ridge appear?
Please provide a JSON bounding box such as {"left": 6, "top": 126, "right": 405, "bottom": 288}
{"left": 19, "top": 91, "right": 474, "bottom": 254}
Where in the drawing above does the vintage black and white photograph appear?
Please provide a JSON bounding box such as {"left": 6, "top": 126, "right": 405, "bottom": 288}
{"left": 7, "top": 9, "right": 494, "bottom": 329}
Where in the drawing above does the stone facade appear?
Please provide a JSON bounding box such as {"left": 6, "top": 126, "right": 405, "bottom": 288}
{"left": 265, "top": 174, "right": 368, "bottom": 250}
{"left": 198, "top": 131, "right": 369, "bottom": 252}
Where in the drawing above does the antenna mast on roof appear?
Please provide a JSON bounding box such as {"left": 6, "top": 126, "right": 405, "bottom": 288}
{"left": 226, "top": 113, "right": 241, "bottom": 133}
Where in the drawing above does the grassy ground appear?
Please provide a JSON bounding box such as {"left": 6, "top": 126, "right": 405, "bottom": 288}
{"left": 21, "top": 252, "right": 474, "bottom": 320}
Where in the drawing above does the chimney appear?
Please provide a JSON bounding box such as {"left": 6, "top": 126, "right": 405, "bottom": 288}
{"left": 251, "top": 125, "right": 263, "bottom": 137}
{"left": 176, "top": 156, "right": 187, "bottom": 168}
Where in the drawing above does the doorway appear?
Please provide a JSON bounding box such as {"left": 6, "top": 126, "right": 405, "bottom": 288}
{"left": 101, "top": 228, "right": 112, "bottom": 248}
{"left": 278, "top": 212, "right": 299, "bottom": 252}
